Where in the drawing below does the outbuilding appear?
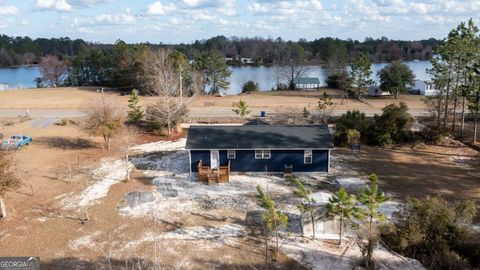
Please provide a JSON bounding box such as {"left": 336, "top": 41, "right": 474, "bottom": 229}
{"left": 293, "top": 77, "right": 320, "bottom": 90}
{"left": 185, "top": 125, "right": 334, "bottom": 183}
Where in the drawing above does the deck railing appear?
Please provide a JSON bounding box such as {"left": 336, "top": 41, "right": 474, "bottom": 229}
{"left": 197, "top": 160, "right": 230, "bottom": 184}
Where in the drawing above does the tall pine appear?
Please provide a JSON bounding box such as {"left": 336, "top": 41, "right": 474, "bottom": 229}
{"left": 127, "top": 89, "right": 143, "bottom": 123}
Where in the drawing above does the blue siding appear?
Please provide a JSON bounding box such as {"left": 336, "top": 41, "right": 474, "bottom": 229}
{"left": 190, "top": 149, "right": 329, "bottom": 173}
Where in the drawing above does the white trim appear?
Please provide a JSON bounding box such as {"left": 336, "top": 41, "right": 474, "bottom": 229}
{"left": 255, "top": 149, "right": 271, "bottom": 159}
{"left": 188, "top": 150, "right": 192, "bottom": 173}
{"left": 328, "top": 149, "right": 331, "bottom": 173}
{"left": 210, "top": 150, "right": 219, "bottom": 169}
{"left": 304, "top": 149, "right": 313, "bottom": 164}
{"left": 227, "top": 149, "right": 236, "bottom": 159}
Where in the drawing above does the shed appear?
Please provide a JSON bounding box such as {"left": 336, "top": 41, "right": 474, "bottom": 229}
{"left": 293, "top": 77, "right": 320, "bottom": 90}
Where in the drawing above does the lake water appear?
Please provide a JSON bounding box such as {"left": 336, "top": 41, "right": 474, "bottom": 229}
{"left": 0, "top": 61, "right": 432, "bottom": 95}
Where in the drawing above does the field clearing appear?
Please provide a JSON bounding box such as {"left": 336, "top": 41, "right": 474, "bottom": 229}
{"left": 0, "top": 87, "right": 427, "bottom": 112}
{"left": 0, "top": 115, "right": 478, "bottom": 269}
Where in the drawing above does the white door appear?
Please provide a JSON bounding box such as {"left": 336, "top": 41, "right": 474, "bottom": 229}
{"left": 210, "top": 150, "right": 219, "bottom": 169}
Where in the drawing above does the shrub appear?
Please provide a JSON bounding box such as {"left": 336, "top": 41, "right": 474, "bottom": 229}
{"left": 419, "top": 125, "right": 449, "bottom": 145}
{"left": 242, "top": 80, "right": 259, "bottom": 93}
{"left": 381, "top": 197, "right": 477, "bottom": 269}
{"left": 334, "top": 110, "right": 370, "bottom": 146}
{"left": 368, "top": 102, "right": 413, "bottom": 146}
{"left": 326, "top": 70, "right": 352, "bottom": 94}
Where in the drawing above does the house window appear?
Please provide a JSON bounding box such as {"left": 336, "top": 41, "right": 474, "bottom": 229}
{"left": 227, "top": 150, "right": 236, "bottom": 159}
{"left": 304, "top": 150, "right": 313, "bottom": 164}
{"left": 255, "top": 150, "right": 271, "bottom": 159}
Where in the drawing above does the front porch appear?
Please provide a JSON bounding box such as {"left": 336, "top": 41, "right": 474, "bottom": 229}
{"left": 197, "top": 160, "right": 231, "bottom": 184}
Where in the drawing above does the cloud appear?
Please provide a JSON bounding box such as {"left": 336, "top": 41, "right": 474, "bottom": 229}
{"left": 72, "top": 12, "right": 136, "bottom": 27}
{"left": 36, "top": 0, "right": 73, "bottom": 11}
{"left": 147, "top": 1, "right": 176, "bottom": 15}
{"left": 0, "top": 5, "right": 18, "bottom": 15}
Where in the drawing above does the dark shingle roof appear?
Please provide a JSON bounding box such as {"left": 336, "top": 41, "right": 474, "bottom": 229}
{"left": 293, "top": 77, "right": 320, "bottom": 85}
{"left": 185, "top": 125, "right": 334, "bottom": 150}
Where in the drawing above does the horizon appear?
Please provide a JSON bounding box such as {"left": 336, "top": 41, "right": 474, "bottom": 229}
{"left": 0, "top": 0, "right": 478, "bottom": 44}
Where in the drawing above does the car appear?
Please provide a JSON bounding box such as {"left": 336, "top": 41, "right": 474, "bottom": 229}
{"left": 1, "top": 135, "right": 32, "bottom": 150}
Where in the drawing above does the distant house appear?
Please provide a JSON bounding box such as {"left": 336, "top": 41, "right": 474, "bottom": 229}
{"left": 411, "top": 80, "right": 438, "bottom": 96}
{"left": 241, "top": 57, "right": 254, "bottom": 64}
{"left": 293, "top": 77, "right": 320, "bottom": 90}
{"left": 368, "top": 83, "right": 390, "bottom": 97}
{"left": 0, "top": 83, "right": 8, "bottom": 91}
{"left": 185, "top": 125, "right": 334, "bottom": 183}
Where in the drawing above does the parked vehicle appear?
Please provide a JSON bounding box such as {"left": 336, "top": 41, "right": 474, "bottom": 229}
{"left": 1, "top": 135, "right": 32, "bottom": 150}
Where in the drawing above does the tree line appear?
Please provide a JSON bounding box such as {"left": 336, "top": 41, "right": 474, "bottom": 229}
{"left": 0, "top": 33, "right": 440, "bottom": 68}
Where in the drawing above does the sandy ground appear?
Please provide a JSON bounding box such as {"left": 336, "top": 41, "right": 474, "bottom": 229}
{"left": 1, "top": 116, "right": 477, "bottom": 269}
{"left": 0, "top": 87, "right": 427, "bottom": 115}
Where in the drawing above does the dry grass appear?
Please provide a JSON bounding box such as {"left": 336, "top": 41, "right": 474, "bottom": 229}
{"left": 0, "top": 87, "right": 427, "bottom": 112}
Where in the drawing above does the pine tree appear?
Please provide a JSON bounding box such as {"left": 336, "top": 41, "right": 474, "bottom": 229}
{"left": 127, "top": 89, "right": 143, "bottom": 123}
{"left": 357, "top": 174, "right": 389, "bottom": 269}
{"left": 326, "top": 187, "right": 359, "bottom": 244}
{"left": 290, "top": 177, "right": 317, "bottom": 239}
{"left": 232, "top": 100, "right": 251, "bottom": 122}
{"left": 256, "top": 185, "right": 288, "bottom": 263}
{"left": 350, "top": 52, "right": 373, "bottom": 98}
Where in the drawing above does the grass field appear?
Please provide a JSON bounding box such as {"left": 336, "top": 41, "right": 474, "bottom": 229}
{"left": 0, "top": 87, "right": 427, "bottom": 112}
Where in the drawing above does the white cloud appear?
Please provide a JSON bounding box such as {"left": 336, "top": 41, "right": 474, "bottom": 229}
{"left": 147, "top": 1, "right": 176, "bottom": 15}
{"left": 410, "top": 2, "right": 428, "bottom": 14}
{"left": 20, "top": 19, "right": 29, "bottom": 25}
{"left": 72, "top": 12, "right": 136, "bottom": 27}
{"left": 0, "top": 5, "right": 18, "bottom": 15}
{"left": 36, "top": 0, "right": 73, "bottom": 11}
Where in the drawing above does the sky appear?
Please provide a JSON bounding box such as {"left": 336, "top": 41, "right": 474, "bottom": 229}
{"left": 0, "top": 0, "right": 478, "bottom": 44}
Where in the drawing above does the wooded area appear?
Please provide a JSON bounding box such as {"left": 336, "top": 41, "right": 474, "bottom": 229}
{"left": 0, "top": 34, "right": 440, "bottom": 67}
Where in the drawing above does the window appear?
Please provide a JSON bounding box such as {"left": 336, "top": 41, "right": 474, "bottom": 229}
{"left": 227, "top": 150, "right": 236, "bottom": 159}
{"left": 304, "top": 150, "right": 312, "bottom": 164}
{"left": 255, "top": 150, "right": 271, "bottom": 159}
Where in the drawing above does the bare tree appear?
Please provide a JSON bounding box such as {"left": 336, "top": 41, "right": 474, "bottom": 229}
{"left": 142, "top": 49, "right": 188, "bottom": 135}
{"left": 84, "top": 96, "right": 123, "bottom": 149}
{"left": 118, "top": 127, "right": 138, "bottom": 181}
{"left": 0, "top": 153, "right": 21, "bottom": 218}
{"left": 39, "top": 54, "right": 68, "bottom": 87}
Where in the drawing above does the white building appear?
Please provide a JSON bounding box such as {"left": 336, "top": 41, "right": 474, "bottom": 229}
{"left": 0, "top": 83, "right": 8, "bottom": 91}
{"left": 368, "top": 83, "right": 390, "bottom": 97}
{"left": 412, "top": 80, "right": 438, "bottom": 96}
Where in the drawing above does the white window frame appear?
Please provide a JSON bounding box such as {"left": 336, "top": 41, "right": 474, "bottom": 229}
{"left": 255, "top": 149, "right": 271, "bottom": 159}
{"left": 227, "top": 150, "right": 236, "bottom": 159}
{"left": 304, "top": 149, "right": 313, "bottom": 164}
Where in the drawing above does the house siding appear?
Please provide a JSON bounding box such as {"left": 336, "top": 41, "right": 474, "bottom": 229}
{"left": 190, "top": 149, "right": 329, "bottom": 173}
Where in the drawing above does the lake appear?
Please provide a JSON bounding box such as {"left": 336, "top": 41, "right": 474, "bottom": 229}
{"left": 0, "top": 61, "right": 432, "bottom": 95}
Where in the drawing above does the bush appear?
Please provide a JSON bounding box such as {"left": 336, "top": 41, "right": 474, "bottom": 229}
{"left": 326, "top": 71, "right": 351, "bottom": 93}
{"left": 334, "top": 110, "right": 370, "bottom": 146}
{"left": 381, "top": 197, "right": 477, "bottom": 269}
{"left": 368, "top": 102, "right": 413, "bottom": 146}
{"left": 241, "top": 80, "right": 259, "bottom": 93}
{"left": 419, "top": 125, "right": 449, "bottom": 145}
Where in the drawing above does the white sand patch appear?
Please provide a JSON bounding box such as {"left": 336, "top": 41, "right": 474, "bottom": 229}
{"left": 61, "top": 158, "right": 128, "bottom": 209}
{"left": 336, "top": 176, "right": 366, "bottom": 188}
{"left": 131, "top": 138, "right": 186, "bottom": 153}
{"left": 69, "top": 231, "right": 102, "bottom": 250}
{"left": 123, "top": 224, "right": 245, "bottom": 251}
{"left": 284, "top": 237, "right": 425, "bottom": 270}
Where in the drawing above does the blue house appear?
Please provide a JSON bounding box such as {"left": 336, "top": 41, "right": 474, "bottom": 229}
{"left": 185, "top": 125, "right": 334, "bottom": 180}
